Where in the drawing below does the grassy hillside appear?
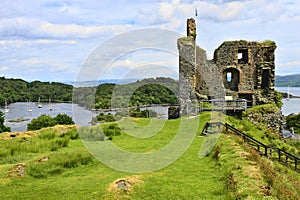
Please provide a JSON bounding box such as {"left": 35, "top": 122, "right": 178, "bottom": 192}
{"left": 0, "top": 111, "right": 299, "bottom": 199}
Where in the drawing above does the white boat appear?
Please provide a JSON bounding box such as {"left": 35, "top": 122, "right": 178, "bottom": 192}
{"left": 4, "top": 99, "right": 9, "bottom": 113}
{"left": 27, "top": 100, "right": 32, "bottom": 112}
{"left": 38, "top": 97, "right": 42, "bottom": 108}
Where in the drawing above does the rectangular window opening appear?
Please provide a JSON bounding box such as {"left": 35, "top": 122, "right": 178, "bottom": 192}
{"left": 238, "top": 49, "right": 248, "bottom": 64}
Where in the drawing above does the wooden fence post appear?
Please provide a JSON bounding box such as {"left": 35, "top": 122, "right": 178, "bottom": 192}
{"left": 264, "top": 147, "right": 267, "bottom": 157}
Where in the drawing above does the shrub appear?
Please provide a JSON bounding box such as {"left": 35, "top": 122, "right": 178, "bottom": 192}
{"left": 102, "top": 123, "right": 121, "bottom": 138}
{"left": 54, "top": 114, "right": 75, "bottom": 125}
{"left": 27, "top": 115, "right": 57, "bottom": 131}
{"left": 27, "top": 114, "right": 75, "bottom": 131}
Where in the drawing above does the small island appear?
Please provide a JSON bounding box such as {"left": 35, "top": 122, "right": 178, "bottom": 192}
{"left": 8, "top": 117, "right": 30, "bottom": 123}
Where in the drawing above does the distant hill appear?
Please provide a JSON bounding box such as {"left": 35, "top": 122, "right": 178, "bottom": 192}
{"left": 0, "top": 77, "right": 73, "bottom": 106}
{"left": 275, "top": 74, "right": 300, "bottom": 87}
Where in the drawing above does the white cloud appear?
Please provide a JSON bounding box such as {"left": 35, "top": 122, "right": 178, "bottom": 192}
{"left": 0, "top": 66, "right": 8, "bottom": 71}
{"left": 0, "top": 17, "right": 134, "bottom": 40}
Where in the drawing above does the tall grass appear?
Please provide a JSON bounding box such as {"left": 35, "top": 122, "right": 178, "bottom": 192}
{"left": 0, "top": 128, "right": 78, "bottom": 164}
{"left": 27, "top": 150, "right": 94, "bottom": 178}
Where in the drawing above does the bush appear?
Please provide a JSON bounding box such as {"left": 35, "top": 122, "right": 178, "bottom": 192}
{"left": 100, "top": 113, "right": 115, "bottom": 122}
{"left": 27, "top": 115, "right": 57, "bottom": 131}
{"left": 102, "top": 123, "right": 121, "bottom": 138}
{"left": 27, "top": 114, "right": 75, "bottom": 131}
{"left": 54, "top": 114, "right": 75, "bottom": 125}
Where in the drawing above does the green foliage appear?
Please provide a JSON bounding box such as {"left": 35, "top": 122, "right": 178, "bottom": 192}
{"left": 96, "top": 113, "right": 115, "bottom": 122}
{"left": 54, "top": 113, "right": 75, "bottom": 125}
{"left": 129, "top": 108, "right": 156, "bottom": 118}
{"left": 274, "top": 90, "right": 283, "bottom": 108}
{"left": 260, "top": 40, "right": 276, "bottom": 46}
{"left": 0, "top": 111, "right": 10, "bottom": 133}
{"left": 73, "top": 77, "right": 178, "bottom": 109}
{"left": 27, "top": 114, "right": 75, "bottom": 131}
{"left": 0, "top": 77, "right": 73, "bottom": 105}
{"left": 27, "top": 115, "right": 57, "bottom": 131}
{"left": 286, "top": 113, "right": 300, "bottom": 134}
{"left": 246, "top": 103, "right": 279, "bottom": 115}
{"left": 102, "top": 123, "right": 121, "bottom": 139}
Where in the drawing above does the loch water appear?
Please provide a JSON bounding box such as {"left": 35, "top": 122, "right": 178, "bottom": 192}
{"left": 1, "top": 88, "right": 300, "bottom": 132}
{"left": 275, "top": 87, "right": 300, "bottom": 116}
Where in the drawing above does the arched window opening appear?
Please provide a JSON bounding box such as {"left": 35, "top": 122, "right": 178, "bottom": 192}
{"left": 223, "top": 68, "right": 240, "bottom": 91}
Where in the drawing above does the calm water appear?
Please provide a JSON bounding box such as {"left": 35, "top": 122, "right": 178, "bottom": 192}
{"left": 275, "top": 87, "right": 300, "bottom": 116}
{"left": 1, "top": 102, "right": 97, "bottom": 132}
{"left": 1, "top": 103, "right": 169, "bottom": 132}
{"left": 1, "top": 88, "right": 299, "bottom": 132}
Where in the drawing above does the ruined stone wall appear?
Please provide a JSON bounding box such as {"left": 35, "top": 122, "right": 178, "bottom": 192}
{"left": 178, "top": 37, "right": 198, "bottom": 115}
{"left": 213, "top": 40, "right": 276, "bottom": 105}
{"left": 178, "top": 18, "right": 276, "bottom": 115}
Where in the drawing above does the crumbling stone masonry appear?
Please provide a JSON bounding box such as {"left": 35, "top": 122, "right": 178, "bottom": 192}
{"left": 178, "top": 18, "right": 276, "bottom": 115}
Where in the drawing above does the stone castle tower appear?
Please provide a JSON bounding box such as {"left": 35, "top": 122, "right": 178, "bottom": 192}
{"left": 178, "top": 18, "right": 276, "bottom": 115}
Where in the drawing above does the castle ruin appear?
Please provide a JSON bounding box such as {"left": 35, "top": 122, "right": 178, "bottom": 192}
{"left": 178, "top": 18, "right": 276, "bottom": 115}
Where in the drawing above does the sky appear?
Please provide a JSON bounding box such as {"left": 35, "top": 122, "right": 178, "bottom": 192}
{"left": 0, "top": 0, "right": 300, "bottom": 82}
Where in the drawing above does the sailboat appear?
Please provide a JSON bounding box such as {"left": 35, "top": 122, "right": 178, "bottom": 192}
{"left": 4, "top": 99, "right": 9, "bottom": 113}
{"left": 28, "top": 100, "right": 32, "bottom": 112}
{"left": 38, "top": 97, "right": 42, "bottom": 108}
{"left": 49, "top": 98, "right": 53, "bottom": 111}
{"left": 287, "top": 86, "right": 290, "bottom": 101}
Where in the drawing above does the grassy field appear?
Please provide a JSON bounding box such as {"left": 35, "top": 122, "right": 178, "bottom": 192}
{"left": 0, "top": 112, "right": 299, "bottom": 199}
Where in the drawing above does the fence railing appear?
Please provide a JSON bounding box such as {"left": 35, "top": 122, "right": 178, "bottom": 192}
{"left": 201, "top": 122, "right": 300, "bottom": 171}
{"left": 199, "top": 99, "right": 247, "bottom": 112}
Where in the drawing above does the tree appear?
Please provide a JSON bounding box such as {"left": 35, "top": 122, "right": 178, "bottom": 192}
{"left": 54, "top": 114, "right": 75, "bottom": 125}
{"left": 0, "top": 111, "right": 11, "bottom": 133}
{"left": 27, "top": 114, "right": 57, "bottom": 131}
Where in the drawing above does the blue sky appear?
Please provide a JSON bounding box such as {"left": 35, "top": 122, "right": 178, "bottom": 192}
{"left": 0, "top": 0, "right": 299, "bottom": 82}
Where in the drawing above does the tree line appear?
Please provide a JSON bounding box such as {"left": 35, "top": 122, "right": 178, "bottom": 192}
{"left": 0, "top": 77, "right": 73, "bottom": 105}
{"left": 1, "top": 76, "right": 179, "bottom": 109}
{"left": 73, "top": 77, "right": 179, "bottom": 109}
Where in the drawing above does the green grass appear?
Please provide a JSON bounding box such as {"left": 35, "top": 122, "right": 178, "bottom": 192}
{"left": 0, "top": 111, "right": 300, "bottom": 199}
